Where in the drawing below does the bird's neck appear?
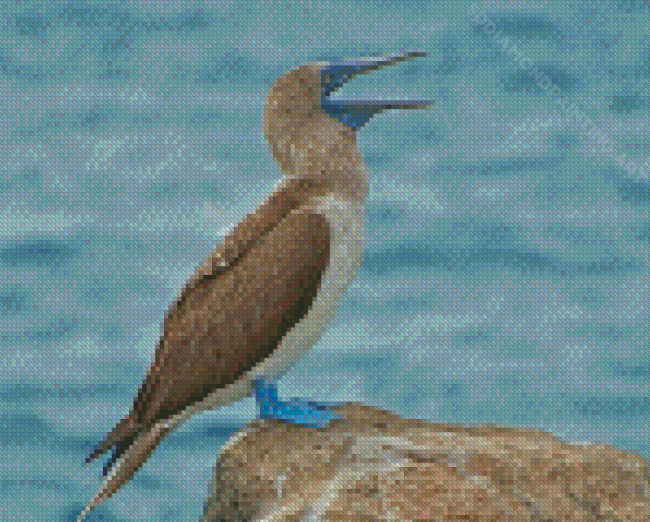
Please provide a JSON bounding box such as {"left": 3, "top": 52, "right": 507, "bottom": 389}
{"left": 269, "top": 125, "right": 369, "bottom": 204}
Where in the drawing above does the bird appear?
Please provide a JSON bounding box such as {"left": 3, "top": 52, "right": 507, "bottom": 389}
{"left": 78, "top": 51, "right": 431, "bottom": 521}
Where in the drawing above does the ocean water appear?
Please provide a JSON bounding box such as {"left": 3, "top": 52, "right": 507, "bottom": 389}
{"left": 1, "top": 0, "right": 649, "bottom": 520}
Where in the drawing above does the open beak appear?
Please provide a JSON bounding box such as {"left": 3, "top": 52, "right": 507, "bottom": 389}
{"left": 320, "top": 51, "right": 432, "bottom": 130}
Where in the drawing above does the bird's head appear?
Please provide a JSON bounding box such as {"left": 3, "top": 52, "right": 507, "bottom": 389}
{"left": 264, "top": 52, "right": 431, "bottom": 191}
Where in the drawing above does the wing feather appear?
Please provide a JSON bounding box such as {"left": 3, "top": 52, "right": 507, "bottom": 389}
{"left": 86, "top": 181, "right": 304, "bottom": 464}
{"left": 141, "top": 206, "right": 331, "bottom": 426}
{"left": 88, "top": 204, "right": 330, "bottom": 471}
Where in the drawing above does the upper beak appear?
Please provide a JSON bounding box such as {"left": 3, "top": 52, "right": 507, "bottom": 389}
{"left": 320, "top": 51, "right": 432, "bottom": 130}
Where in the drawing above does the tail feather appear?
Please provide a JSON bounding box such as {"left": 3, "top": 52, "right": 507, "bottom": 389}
{"left": 85, "top": 436, "right": 117, "bottom": 464}
{"left": 102, "top": 440, "right": 123, "bottom": 477}
{"left": 78, "top": 418, "right": 176, "bottom": 522}
{"left": 85, "top": 415, "right": 140, "bottom": 466}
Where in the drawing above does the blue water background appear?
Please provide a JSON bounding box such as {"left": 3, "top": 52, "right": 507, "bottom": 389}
{"left": 1, "top": 0, "right": 649, "bottom": 520}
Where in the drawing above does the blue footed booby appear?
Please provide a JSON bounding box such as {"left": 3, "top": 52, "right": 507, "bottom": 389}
{"left": 78, "top": 51, "right": 430, "bottom": 520}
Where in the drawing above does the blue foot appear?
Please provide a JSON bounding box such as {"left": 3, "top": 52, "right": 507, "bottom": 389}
{"left": 252, "top": 378, "right": 342, "bottom": 428}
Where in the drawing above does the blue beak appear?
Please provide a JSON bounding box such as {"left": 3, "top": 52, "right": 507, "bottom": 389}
{"left": 321, "top": 51, "right": 432, "bottom": 130}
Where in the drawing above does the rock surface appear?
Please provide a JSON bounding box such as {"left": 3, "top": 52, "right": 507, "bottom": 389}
{"left": 200, "top": 404, "right": 650, "bottom": 521}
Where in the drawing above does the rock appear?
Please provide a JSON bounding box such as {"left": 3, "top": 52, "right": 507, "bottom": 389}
{"left": 200, "top": 404, "right": 650, "bottom": 521}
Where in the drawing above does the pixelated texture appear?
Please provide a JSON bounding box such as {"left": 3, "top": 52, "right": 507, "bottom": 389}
{"left": 201, "top": 405, "right": 650, "bottom": 521}
{"left": 1, "top": 0, "right": 649, "bottom": 521}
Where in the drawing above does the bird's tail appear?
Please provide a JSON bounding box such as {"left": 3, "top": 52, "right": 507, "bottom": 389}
{"left": 85, "top": 415, "right": 138, "bottom": 465}
{"left": 78, "top": 417, "right": 176, "bottom": 521}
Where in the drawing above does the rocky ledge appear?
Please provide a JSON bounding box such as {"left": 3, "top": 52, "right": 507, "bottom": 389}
{"left": 200, "top": 404, "right": 649, "bottom": 521}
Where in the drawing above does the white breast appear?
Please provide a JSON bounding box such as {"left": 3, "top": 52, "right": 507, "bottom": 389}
{"left": 253, "top": 195, "right": 366, "bottom": 382}
{"left": 174, "top": 195, "right": 366, "bottom": 421}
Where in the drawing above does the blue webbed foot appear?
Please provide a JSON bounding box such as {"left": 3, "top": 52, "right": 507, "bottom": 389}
{"left": 252, "top": 378, "right": 342, "bottom": 428}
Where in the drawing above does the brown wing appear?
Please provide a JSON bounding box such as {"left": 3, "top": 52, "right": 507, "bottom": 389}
{"left": 164, "top": 177, "right": 326, "bottom": 316}
{"left": 91, "top": 205, "right": 330, "bottom": 474}
{"left": 137, "top": 205, "right": 330, "bottom": 424}
{"left": 169, "top": 179, "right": 303, "bottom": 312}
{"left": 86, "top": 181, "right": 328, "bottom": 466}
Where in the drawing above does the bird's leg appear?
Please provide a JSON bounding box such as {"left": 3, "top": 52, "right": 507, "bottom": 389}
{"left": 252, "top": 377, "right": 342, "bottom": 428}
